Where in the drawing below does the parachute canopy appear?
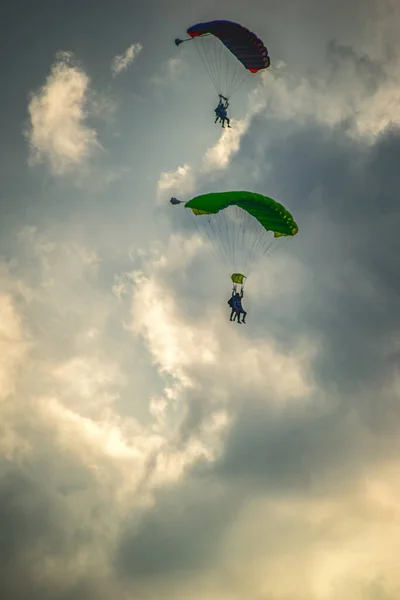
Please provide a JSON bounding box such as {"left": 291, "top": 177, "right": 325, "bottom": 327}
{"left": 170, "top": 191, "right": 298, "bottom": 283}
{"left": 175, "top": 20, "right": 270, "bottom": 99}
{"left": 185, "top": 191, "right": 297, "bottom": 237}
{"left": 186, "top": 21, "right": 270, "bottom": 73}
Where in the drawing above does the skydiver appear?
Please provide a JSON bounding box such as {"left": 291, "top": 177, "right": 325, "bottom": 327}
{"left": 228, "top": 288, "right": 237, "bottom": 321}
{"left": 229, "top": 287, "right": 246, "bottom": 323}
{"left": 214, "top": 99, "right": 225, "bottom": 122}
{"left": 214, "top": 101, "right": 224, "bottom": 123}
{"left": 219, "top": 107, "right": 231, "bottom": 128}
{"left": 233, "top": 288, "right": 246, "bottom": 324}
{"left": 215, "top": 105, "right": 231, "bottom": 128}
{"left": 214, "top": 95, "right": 231, "bottom": 128}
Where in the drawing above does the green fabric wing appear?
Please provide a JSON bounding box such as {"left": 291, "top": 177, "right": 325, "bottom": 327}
{"left": 185, "top": 191, "right": 298, "bottom": 237}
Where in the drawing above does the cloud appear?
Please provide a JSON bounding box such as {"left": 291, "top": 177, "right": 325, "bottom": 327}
{"left": 111, "top": 43, "right": 143, "bottom": 76}
{"left": 150, "top": 57, "right": 184, "bottom": 87}
{"left": 0, "top": 293, "right": 30, "bottom": 402}
{"left": 260, "top": 40, "right": 400, "bottom": 140}
{"left": 116, "top": 472, "right": 242, "bottom": 582}
{"left": 0, "top": 286, "right": 31, "bottom": 463}
{"left": 157, "top": 163, "right": 195, "bottom": 202}
{"left": 202, "top": 118, "right": 249, "bottom": 170}
{"left": 25, "top": 52, "right": 101, "bottom": 175}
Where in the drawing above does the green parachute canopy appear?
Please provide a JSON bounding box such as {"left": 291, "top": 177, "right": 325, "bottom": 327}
{"left": 170, "top": 191, "right": 298, "bottom": 284}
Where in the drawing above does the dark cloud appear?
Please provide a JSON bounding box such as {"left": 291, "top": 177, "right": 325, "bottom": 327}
{"left": 115, "top": 473, "right": 242, "bottom": 581}
{"left": 325, "top": 39, "right": 388, "bottom": 93}
{"left": 208, "top": 399, "right": 368, "bottom": 495}
{"left": 0, "top": 469, "right": 57, "bottom": 564}
{"left": 0, "top": 451, "right": 108, "bottom": 600}
{"left": 0, "top": 466, "right": 63, "bottom": 599}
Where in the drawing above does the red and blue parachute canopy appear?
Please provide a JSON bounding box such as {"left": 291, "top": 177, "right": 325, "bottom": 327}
{"left": 187, "top": 20, "right": 270, "bottom": 73}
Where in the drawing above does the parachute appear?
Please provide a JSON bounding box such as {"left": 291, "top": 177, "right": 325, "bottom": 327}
{"left": 175, "top": 20, "right": 270, "bottom": 100}
{"left": 170, "top": 191, "right": 298, "bottom": 285}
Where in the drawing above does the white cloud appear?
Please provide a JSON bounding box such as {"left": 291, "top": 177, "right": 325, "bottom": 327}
{"left": 52, "top": 356, "right": 125, "bottom": 410}
{"left": 111, "top": 42, "right": 143, "bottom": 76}
{"left": 0, "top": 272, "right": 33, "bottom": 462}
{"left": 218, "top": 477, "right": 400, "bottom": 600}
{"left": 38, "top": 395, "right": 147, "bottom": 463}
{"left": 150, "top": 57, "right": 184, "bottom": 87}
{"left": 155, "top": 132, "right": 239, "bottom": 200}
{"left": 259, "top": 58, "right": 400, "bottom": 139}
{"left": 3, "top": 228, "right": 217, "bottom": 502}
{"left": 0, "top": 293, "right": 30, "bottom": 401}
{"left": 156, "top": 163, "right": 196, "bottom": 202}
{"left": 202, "top": 118, "right": 249, "bottom": 171}
{"left": 129, "top": 269, "right": 217, "bottom": 383}
{"left": 26, "top": 51, "right": 101, "bottom": 175}
{"left": 16, "top": 227, "right": 102, "bottom": 312}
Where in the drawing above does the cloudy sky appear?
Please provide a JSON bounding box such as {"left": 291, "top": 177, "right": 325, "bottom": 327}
{"left": 1, "top": 0, "right": 400, "bottom": 598}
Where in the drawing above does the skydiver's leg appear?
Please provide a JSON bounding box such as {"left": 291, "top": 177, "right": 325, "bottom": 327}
{"left": 242, "top": 310, "right": 247, "bottom": 324}
{"left": 230, "top": 309, "right": 235, "bottom": 321}
{"left": 226, "top": 117, "right": 231, "bottom": 128}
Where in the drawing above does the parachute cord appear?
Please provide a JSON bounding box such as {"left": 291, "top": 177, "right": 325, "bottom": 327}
{"left": 194, "top": 41, "right": 213, "bottom": 92}
{"left": 193, "top": 34, "right": 251, "bottom": 100}
{"left": 195, "top": 37, "right": 220, "bottom": 96}
{"left": 185, "top": 204, "right": 292, "bottom": 288}
{"left": 190, "top": 215, "right": 228, "bottom": 276}
{"left": 186, "top": 31, "right": 265, "bottom": 106}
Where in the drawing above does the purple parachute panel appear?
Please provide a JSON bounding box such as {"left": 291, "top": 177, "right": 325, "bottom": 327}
{"left": 187, "top": 20, "right": 270, "bottom": 73}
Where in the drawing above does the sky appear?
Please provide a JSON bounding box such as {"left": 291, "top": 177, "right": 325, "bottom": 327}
{"left": 1, "top": 0, "right": 400, "bottom": 598}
